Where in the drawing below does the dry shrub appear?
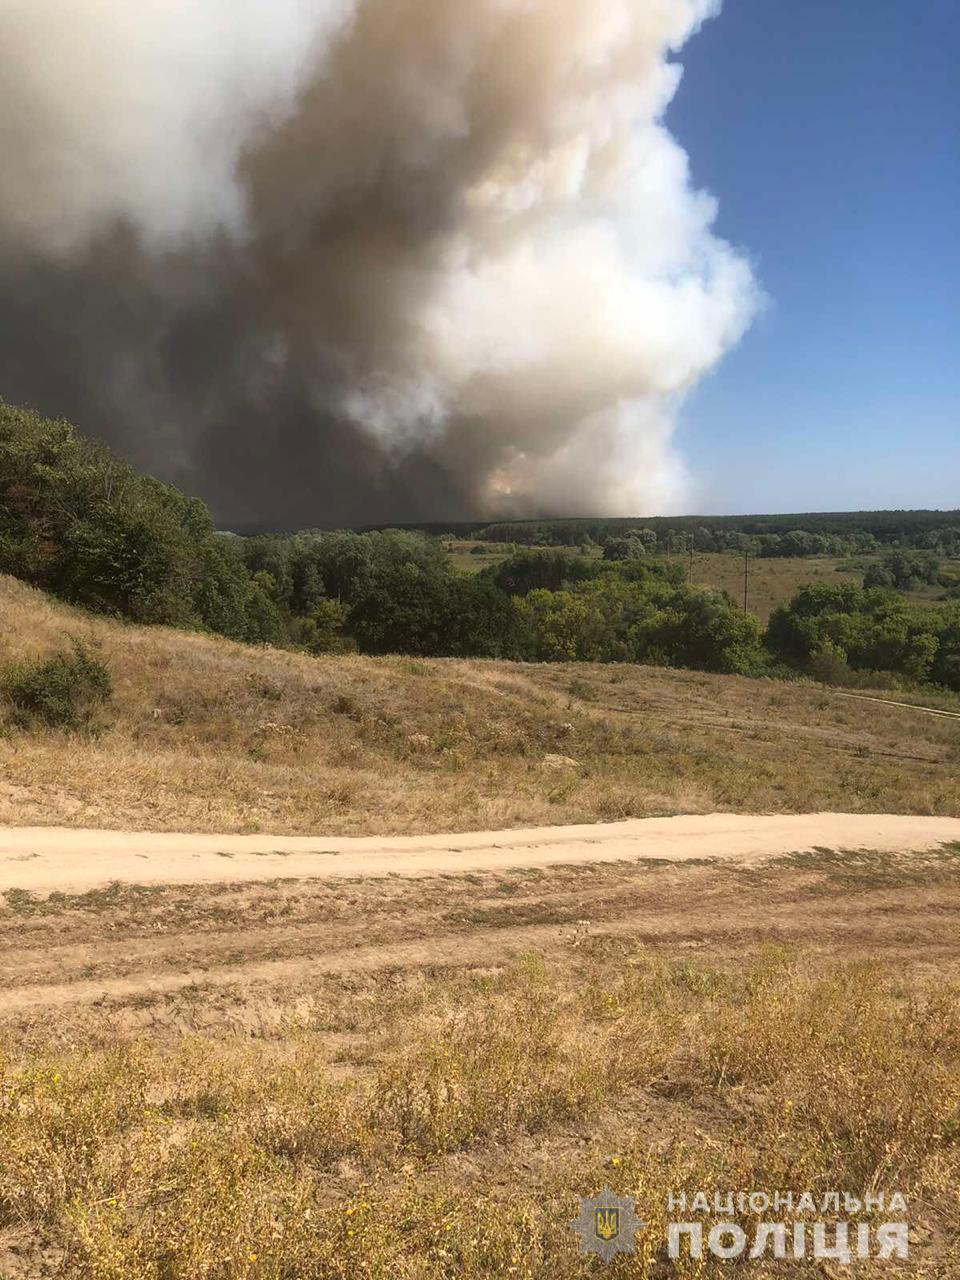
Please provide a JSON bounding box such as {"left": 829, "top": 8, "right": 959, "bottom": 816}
{"left": 0, "top": 1045, "right": 152, "bottom": 1226}
{"left": 371, "top": 990, "right": 610, "bottom": 1155}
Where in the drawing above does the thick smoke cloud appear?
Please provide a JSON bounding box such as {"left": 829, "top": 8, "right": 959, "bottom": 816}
{"left": 0, "top": 0, "right": 758, "bottom": 527}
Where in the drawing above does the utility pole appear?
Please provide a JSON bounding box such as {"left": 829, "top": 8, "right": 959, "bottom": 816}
{"left": 743, "top": 547, "right": 750, "bottom": 614}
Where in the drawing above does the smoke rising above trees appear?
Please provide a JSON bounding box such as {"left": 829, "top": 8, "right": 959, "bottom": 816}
{"left": 0, "top": 0, "right": 758, "bottom": 526}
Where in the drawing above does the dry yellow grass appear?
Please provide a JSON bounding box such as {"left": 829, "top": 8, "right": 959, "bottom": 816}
{"left": 3, "top": 575, "right": 960, "bottom": 1277}
{"left": 688, "top": 551, "right": 960, "bottom": 622}
{"left": 3, "top": 822, "right": 960, "bottom": 1276}
{"left": 688, "top": 552, "right": 861, "bottom": 622}
{"left": 1, "top": 573, "right": 959, "bottom": 832}
{"left": 2, "top": 938, "right": 958, "bottom": 1276}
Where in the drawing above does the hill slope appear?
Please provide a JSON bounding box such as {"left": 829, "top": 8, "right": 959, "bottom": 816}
{"left": 1, "top": 574, "right": 958, "bottom": 832}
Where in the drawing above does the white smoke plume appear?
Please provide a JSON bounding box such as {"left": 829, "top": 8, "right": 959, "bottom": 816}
{"left": 0, "top": 0, "right": 758, "bottom": 525}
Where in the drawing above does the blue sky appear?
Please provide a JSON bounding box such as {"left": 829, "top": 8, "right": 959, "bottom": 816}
{"left": 665, "top": 0, "right": 959, "bottom": 515}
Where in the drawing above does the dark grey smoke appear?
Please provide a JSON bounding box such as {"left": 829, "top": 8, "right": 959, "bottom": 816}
{"left": 0, "top": 0, "right": 758, "bottom": 528}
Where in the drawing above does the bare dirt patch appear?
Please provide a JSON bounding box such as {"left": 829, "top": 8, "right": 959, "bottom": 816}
{"left": 2, "top": 812, "right": 960, "bottom": 895}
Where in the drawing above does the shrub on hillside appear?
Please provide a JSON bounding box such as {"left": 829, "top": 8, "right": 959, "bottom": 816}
{"left": 1, "top": 640, "right": 111, "bottom": 731}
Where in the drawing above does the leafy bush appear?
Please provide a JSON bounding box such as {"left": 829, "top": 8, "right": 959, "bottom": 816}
{"left": 516, "top": 576, "right": 765, "bottom": 673}
{"left": 864, "top": 550, "right": 941, "bottom": 592}
{"left": 291, "top": 599, "right": 350, "bottom": 654}
{"left": 808, "top": 639, "right": 854, "bottom": 686}
{"left": 767, "top": 582, "right": 960, "bottom": 689}
{"left": 483, "top": 548, "right": 601, "bottom": 596}
{"left": 601, "top": 535, "right": 647, "bottom": 561}
{"left": 349, "top": 564, "right": 521, "bottom": 658}
{"left": 484, "top": 547, "right": 682, "bottom": 597}
{"left": 2, "top": 640, "right": 112, "bottom": 730}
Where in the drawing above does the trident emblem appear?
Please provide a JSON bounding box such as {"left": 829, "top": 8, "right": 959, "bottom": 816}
{"left": 595, "top": 1206, "right": 621, "bottom": 1241}
{"left": 570, "top": 1186, "right": 645, "bottom": 1263}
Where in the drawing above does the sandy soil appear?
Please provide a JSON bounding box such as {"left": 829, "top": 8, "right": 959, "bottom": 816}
{"left": 2, "top": 825, "right": 960, "bottom": 1038}
{"left": 3, "top": 811, "right": 958, "bottom": 1038}
{"left": 2, "top": 812, "right": 960, "bottom": 894}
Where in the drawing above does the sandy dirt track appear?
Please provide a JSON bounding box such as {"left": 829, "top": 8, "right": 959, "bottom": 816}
{"left": 2, "top": 812, "right": 960, "bottom": 894}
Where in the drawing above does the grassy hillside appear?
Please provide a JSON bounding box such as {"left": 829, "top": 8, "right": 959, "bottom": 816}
{"left": 2, "top": 574, "right": 958, "bottom": 832}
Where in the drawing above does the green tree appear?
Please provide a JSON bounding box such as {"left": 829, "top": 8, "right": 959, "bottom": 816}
{"left": 0, "top": 403, "right": 253, "bottom": 635}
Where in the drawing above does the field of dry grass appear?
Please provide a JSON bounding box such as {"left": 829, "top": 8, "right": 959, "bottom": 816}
{"left": 2, "top": 574, "right": 959, "bottom": 833}
{"left": 688, "top": 553, "right": 860, "bottom": 622}
{"left": 443, "top": 538, "right": 517, "bottom": 573}
{"left": 2, "top": 846, "right": 960, "bottom": 1277}
{"left": 446, "top": 543, "right": 957, "bottom": 624}
{"left": 3, "top": 574, "right": 960, "bottom": 1276}
{"left": 683, "top": 552, "right": 960, "bottom": 622}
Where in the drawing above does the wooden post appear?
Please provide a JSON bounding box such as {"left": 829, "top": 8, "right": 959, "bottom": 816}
{"left": 743, "top": 548, "right": 749, "bottom": 614}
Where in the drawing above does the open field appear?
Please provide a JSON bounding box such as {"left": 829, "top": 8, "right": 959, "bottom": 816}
{"left": 2, "top": 843, "right": 960, "bottom": 1276}
{"left": 448, "top": 543, "right": 860, "bottom": 621}
{"left": 689, "top": 553, "right": 860, "bottom": 621}
{"left": 2, "top": 575, "right": 960, "bottom": 833}
{"left": 443, "top": 539, "right": 519, "bottom": 573}
{"left": 688, "top": 553, "right": 960, "bottom": 622}
{"left": 445, "top": 545, "right": 960, "bottom": 623}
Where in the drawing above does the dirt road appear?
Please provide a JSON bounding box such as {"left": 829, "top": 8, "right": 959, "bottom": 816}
{"left": 833, "top": 690, "right": 960, "bottom": 720}
{"left": 2, "top": 810, "right": 960, "bottom": 1036}
{"left": 2, "top": 812, "right": 959, "bottom": 894}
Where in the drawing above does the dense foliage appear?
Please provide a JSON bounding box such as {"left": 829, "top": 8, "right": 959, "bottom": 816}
{"left": 2, "top": 404, "right": 959, "bottom": 690}
{"left": 862, "top": 550, "right": 943, "bottom": 591}
{"left": 0, "top": 404, "right": 263, "bottom": 640}
{"left": 766, "top": 583, "right": 960, "bottom": 690}
{"left": 481, "top": 547, "right": 683, "bottom": 595}
{"left": 515, "top": 576, "right": 764, "bottom": 672}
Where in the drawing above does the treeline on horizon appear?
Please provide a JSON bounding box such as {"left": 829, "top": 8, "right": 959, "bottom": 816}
{"left": 2, "top": 402, "right": 959, "bottom": 693}
{"left": 472, "top": 513, "right": 960, "bottom": 558}
{"left": 231, "top": 513, "right": 960, "bottom": 560}
{"left": 332, "top": 510, "right": 960, "bottom": 557}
